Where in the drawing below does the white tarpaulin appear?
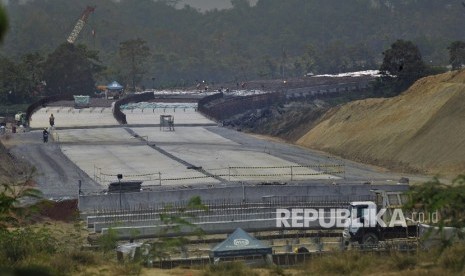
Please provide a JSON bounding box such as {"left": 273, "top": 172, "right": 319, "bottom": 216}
{"left": 74, "top": 95, "right": 90, "bottom": 108}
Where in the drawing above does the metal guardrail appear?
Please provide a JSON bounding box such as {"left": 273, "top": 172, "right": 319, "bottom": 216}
{"left": 92, "top": 164, "right": 345, "bottom": 187}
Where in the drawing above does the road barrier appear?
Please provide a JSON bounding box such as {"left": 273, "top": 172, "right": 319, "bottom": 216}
{"left": 92, "top": 164, "right": 345, "bottom": 187}
{"left": 25, "top": 94, "right": 73, "bottom": 125}
{"left": 113, "top": 92, "right": 155, "bottom": 124}
{"left": 199, "top": 92, "right": 285, "bottom": 121}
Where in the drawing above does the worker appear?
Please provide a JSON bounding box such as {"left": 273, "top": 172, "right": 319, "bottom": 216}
{"left": 49, "top": 113, "right": 55, "bottom": 127}
{"left": 43, "top": 128, "right": 49, "bottom": 143}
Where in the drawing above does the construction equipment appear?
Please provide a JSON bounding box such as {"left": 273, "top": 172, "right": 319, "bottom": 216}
{"left": 14, "top": 112, "right": 26, "bottom": 126}
{"left": 342, "top": 189, "right": 417, "bottom": 247}
{"left": 160, "top": 115, "right": 175, "bottom": 131}
{"left": 67, "top": 6, "right": 95, "bottom": 44}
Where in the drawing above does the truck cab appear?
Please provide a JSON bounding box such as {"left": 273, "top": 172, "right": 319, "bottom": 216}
{"left": 343, "top": 201, "right": 380, "bottom": 245}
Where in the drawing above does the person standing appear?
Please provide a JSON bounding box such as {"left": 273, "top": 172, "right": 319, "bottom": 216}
{"left": 49, "top": 114, "right": 55, "bottom": 127}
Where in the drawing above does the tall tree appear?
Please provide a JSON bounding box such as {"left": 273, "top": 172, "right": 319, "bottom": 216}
{"left": 448, "top": 41, "right": 465, "bottom": 70}
{"left": 2, "top": 0, "right": 462, "bottom": 84}
{"left": 0, "top": 4, "right": 7, "bottom": 43}
{"left": 231, "top": 0, "right": 251, "bottom": 11}
{"left": 379, "top": 39, "right": 426, "bottom": 92}
{"left": 42, "top": 43, "right": 101, "bottom": 97}
{"left": 0, "top": 56, "right": 32, "bottom": 104}
{"left": 20, "top": 52, "right": 45, "bottom": 96}
{"left": 118, "top": 38, "right": 151, "bottom": 92}
{"left": 405, "top": 175, "right": 465, "bottom": 229}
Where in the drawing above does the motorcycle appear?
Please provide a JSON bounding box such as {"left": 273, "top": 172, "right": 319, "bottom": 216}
{"left": 43, "top": 130, "right": 49, "bottom": 143}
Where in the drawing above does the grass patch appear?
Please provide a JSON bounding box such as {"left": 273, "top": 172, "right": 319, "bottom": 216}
{"left": 303, "top": 252, "right": 380, "bottom": 275}
{"left": 438, "top": 243, "right": 465, "bottom": 273}
{"left": 298, "top": 245, "right": 465, "bottom": 275}
{"left": 202, "top": 261, "right": 260, "bottom": 276}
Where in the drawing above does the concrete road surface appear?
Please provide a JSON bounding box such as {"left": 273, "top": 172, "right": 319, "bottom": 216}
{"left": 5, "top": 104, "right": 425, "bottom": 199}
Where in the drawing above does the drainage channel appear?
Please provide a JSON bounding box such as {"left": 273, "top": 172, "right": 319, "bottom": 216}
{"left": 123, "top": 127, "right": 228, "bottom": 183}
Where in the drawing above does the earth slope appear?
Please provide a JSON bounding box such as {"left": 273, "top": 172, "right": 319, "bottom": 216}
{"left": 297, "top": 70, "right": 465, "bottom": 176}
{"left": 0, "top": 138, "right": 21, "bottom": 184}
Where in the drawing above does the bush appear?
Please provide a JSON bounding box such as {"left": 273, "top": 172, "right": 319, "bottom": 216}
{"left": 389, "top": 252, "right": 417, "bottom": 270}
{"left": 111, "top": 260, "right": 143, "bottom": 276}
{"left": 269, "top": 264, "right": 287, "bottom": 276}
{"left": 0, "top": 227, "right": 57, "bottom": 265}
{"left": 98, "top": 228, "right": 118, "bottom": 253}
{"left": 438, "top": 244, "right": 465, "bottom": 273}
{"left": 304, "top": 252, "right": 388, "bottom": 275}
{"left": 7, "top": 264, "right": 54, "bottom": 276}
{"left": 70, "top": 250, "right": 99, "bottom": 266}
{"left": 202, "top": 261, "right": 259, "bottom": 276}
{"left": 42, "top": 250, "right": 100, "bottom": 275}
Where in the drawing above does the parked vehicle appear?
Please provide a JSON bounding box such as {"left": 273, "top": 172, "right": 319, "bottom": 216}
{"left": 343, "top": 189, "right": 418, "bottom": 246}
{"left": 14, "top": 112, "right": 26, "bottom": 126}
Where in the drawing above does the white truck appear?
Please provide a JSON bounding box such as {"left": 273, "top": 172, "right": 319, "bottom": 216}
{"left": 14, "top": 112, "right": 26, "bottom": 126}
{"left": 343, "top": 189, "right": 418, "bottom": 247}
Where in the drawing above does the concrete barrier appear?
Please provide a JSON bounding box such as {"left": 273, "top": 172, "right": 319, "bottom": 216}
{"left": 79, "top": 182, "right": 409, "bottom": 213}
{"left": 101, "top": 217, "right": 340, "bottom": 239}
{"left": 92, "top": 209, "right": 350, "bottom": 233}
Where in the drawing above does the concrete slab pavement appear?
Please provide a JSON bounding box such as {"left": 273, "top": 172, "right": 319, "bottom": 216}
{"left": 55, "top": 121, "right": 339, "bottom": 192}
{"left": 22, "top": 102, "right": 409, "bottom": 201}
{"left": 60, "top": 142, "right": 220, "bottom": 190}
{"left": 124, "top": 107, "right": 214, "bottom": 125}
{"left": 30, "top": 107, "right": 117, "bottom": 129}
{"left": 30, "top": 104, "right": 216, "bottom": 129}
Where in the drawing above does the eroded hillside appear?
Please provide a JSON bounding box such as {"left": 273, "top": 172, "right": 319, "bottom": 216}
{"left": 0, "top": 138, "right": 20, "bottom": 184}
{"left": 297, "top": 70, "right": 465, "bottom": 176}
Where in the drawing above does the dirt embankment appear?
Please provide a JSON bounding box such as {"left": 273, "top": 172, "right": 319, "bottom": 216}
{"left": 223, "top": 101, "right": 329, "bottom": 142}
{"left": 297, "top": 70, "right": 465, "bottom": 177}
{"left": 0, "top": 138, "right": 22, "bottom": 184}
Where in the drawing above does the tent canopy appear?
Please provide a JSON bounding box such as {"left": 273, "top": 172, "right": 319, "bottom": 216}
{"left": 107, "top": 81, "right": 123, "bottom": 90}
{"left": 210, "top": 228, "right": 272, "bottom": 258}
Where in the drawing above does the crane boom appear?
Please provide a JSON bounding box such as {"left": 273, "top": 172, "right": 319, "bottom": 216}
{"left": 67, "top": 6, "right": 95, "bottom": 44}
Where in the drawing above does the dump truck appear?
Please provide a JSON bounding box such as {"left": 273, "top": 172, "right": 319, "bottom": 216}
{"left": 342, "top": 189, "right": 418, "bottom": 246}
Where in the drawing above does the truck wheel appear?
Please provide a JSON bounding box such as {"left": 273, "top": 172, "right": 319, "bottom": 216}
{"left": 362, "top": 232, "right": 379, "bottom": 247}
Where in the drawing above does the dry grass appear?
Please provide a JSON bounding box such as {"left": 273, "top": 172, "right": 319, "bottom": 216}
{"left": 3, "top": 219, "right": 465, "bottom": 276}
{"left": 298, "top": 246, "right": 465, "bottom": 276}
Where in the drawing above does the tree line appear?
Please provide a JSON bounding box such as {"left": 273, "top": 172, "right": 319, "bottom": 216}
{"left": 2, "top": 0, "right": 465, "bottom": 103}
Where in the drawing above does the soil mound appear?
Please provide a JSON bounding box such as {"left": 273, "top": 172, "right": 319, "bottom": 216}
{"left": 297, "top": 70, "right": 465, "bottom": 176}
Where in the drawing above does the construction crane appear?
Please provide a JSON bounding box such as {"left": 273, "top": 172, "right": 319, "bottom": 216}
{"left": 66, "top": 6, "right": 95, "bottom": 44}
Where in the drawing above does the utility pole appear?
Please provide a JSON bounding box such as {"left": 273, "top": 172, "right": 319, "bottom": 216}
{"left": 117, "top": 174, "right": 123, "bottom": 209}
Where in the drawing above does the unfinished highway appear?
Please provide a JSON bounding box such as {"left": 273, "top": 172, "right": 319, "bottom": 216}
{"left": 3, "top": 94, "right": 424, "bottom": 238}
{"left": 6, "top": 97, "right": 421, "bottom": 202}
